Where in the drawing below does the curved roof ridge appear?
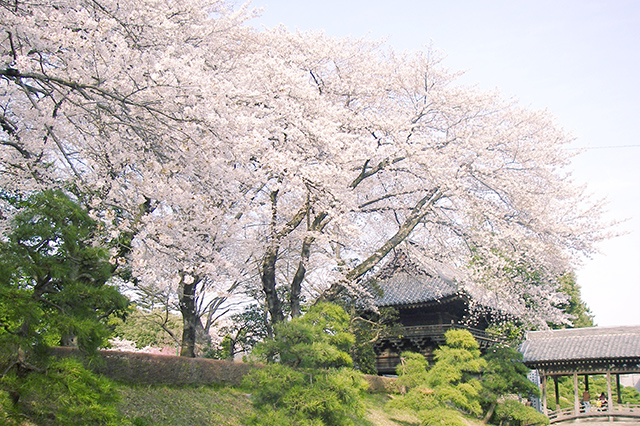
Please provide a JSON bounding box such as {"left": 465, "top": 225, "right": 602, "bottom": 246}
{"left": 526, "top": 325, "right": 640, "bottom": 340}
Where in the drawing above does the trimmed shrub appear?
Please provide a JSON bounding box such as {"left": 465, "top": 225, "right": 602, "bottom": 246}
{"left": 243, "top": 364, "right": 368, "bottom": 426}
{"left": 417, "top": 407, "right": 468, "bottom": 426}
{"left": 1, "top": 358, "right": 129, "bottom": 426}
{"left": 494, "top": 400, "right": 549, "bottom": 426}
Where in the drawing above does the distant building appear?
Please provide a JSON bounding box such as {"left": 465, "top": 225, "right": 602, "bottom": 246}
{"left": 367, "top": 250, "right": 503, "bottom": 374}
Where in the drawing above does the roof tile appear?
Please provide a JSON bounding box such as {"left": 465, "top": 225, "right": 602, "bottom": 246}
{"left": 520, "top": 326, "right": 640, "bottom": 362}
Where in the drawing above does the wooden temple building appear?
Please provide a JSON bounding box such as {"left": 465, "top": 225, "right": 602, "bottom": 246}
{"left": 520, "top": 326, "right": 640, "bottom": 423}
{"left": 369, "top": 251, "right": 502, "bottom": 374}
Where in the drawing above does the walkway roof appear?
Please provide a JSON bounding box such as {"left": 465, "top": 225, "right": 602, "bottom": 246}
{"left": 520, "top": 326, "right": 640, "bottom": 374}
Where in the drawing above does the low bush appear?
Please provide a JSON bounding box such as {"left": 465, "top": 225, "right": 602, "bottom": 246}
{"left": 494, "top": 400, "right": 549, "bottom": 425}
{"left": 1, "top": 358, "right": 129, "bottom": 426}
{"left": 243, "top": 364, "right": 368, "bottom": 426}
{"left": 417, "top": 407, "right": 468, "bottom": 426}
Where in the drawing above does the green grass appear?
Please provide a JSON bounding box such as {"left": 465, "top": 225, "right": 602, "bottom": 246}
{"left": 116, "top": 383, "right": 254, "bottom": 426}
{"left": 114, "top": 383, "right": 487, "bottom": 426}
{"left": 5, "top": 381, "right": 487, "bottom": 426}
{"left": 115, "top": 381, "right": 417, "bottom": 426}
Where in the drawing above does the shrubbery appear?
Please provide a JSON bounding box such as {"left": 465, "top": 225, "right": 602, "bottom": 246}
{"left": 243, "top": 364, "right": 367, "bottom": 426}
{"left": 0, "top": 190, "right": 129, "bottom": 425}
{"left": 1, "top": 358, "right": 129, "bottom": 426}
{"left": 390, "top": 329, "right": 486, "bottom": 420}
{"left": 417, "top": 407, "right": 469, "bottom": 426}
{"left": 243, "top": 303, "right": 368, "bottom": 425}
{"left": 390, "top": 329, "right": 548, "bottom": 426}
{"left": 494, "top": 400, "right": 548, "bottom": 426}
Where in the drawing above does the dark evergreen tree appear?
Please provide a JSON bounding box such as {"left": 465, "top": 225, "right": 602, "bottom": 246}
{"left": 0, "top": 190, "right": 129, "bottom": 423}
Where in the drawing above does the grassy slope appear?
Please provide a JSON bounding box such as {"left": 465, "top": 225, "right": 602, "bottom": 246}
{"left": 116, "top": 384, "right": 254, "bottom": 426}
{"left": 3, "top": 382, "right": 483, "bottom": 426}
{"left": 116, "top": 383, "right": 485, "bottom": 426}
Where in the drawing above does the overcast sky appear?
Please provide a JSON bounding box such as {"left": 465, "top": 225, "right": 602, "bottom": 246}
{"left": 247, "top": 0, "right": 640, "bottom": 327}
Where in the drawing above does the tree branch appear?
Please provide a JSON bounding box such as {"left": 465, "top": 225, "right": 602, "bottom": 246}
{"left": 321, "top": 187, "right": 444, "bottom": 302}
{"left": 350, "top": 156, "right": 405, "bottom": 189}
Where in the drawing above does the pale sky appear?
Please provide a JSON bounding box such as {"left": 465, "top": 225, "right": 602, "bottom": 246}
{"left": 247, "top": 0, "right": 640, "bottom": 327}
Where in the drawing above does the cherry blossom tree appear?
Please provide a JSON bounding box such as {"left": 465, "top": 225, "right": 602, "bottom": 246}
{"left": 229, "top": 31, "right": 611, "bottom": 328}
{"left": 1, "top": 0, "right": 262, "bottom": 355}
{"left": 1, "top": 0, "right": 611, "bottom": 355}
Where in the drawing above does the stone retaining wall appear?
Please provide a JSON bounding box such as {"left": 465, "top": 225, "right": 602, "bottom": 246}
{"left": 50, "top": 347, "right": 400, "bottom": 393}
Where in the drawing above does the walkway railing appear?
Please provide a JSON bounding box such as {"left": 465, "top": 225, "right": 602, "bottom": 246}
{"left": 547, "top": 403, "right": 640, "bottom": 423}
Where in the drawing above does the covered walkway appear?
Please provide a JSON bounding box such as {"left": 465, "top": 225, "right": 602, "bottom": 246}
{"left": 520, "top": 326, "right": 640, "bottom": 423}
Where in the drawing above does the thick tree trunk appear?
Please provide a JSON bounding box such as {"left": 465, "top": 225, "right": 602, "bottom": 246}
{"left": 179, "top": 274, "right": 200, "bottom": 357}
{"left": 290, "top": 238, "right": 310, "bottom": 319}
{"left": 261, "top": 189, "right": 285, "bottom": 325}
{"left": 261, "top": 249, "right": 285, "bottom": 324}
{"left": 260, "top": 188, "right": 308, "bottom": 325}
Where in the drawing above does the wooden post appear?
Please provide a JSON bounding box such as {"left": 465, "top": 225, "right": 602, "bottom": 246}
{"left": 583, "top": 374, "right": 591, "bottom": 413}
{"left": 606, "top": 371, "right": 613, "bottom": 412}
{"left": 616, "top": 374, "right": 622, "bottom": 404}
{"left": 584, "top": 374, "right": 589, "bottom": 391}
{"left": 542, "top": 373, "right": 548, "bottom": 415}
{"left": 554, "top": 376, "right": 560, "bottom": 408}
{"left": 573, "top": 372, "right": 580, "bottom": 416}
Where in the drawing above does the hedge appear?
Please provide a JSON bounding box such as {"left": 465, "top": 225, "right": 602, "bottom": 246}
{"left": 50, "top": 347, "right": 398, "bottom": 392}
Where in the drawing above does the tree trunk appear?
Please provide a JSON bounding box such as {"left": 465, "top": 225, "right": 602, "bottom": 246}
{"left": 483, "top": 401, "right": 497, "bottom": 424}
{"left": 260, "top": 188, "right": 308, "bottom": 325}
{"left": 290, "top": 212, "right": 328, "bottom": 318}
{"left": 179, "top": 274, "right": 201, "bottom": 357}
{"left": 261, "top": 249, "right": 285, "bottom": 324}
{"left": 346, "top": 187, "right": 442, "bottom": 281}
{"left": 290, "top": 238, "right": 309, "bottom": 319}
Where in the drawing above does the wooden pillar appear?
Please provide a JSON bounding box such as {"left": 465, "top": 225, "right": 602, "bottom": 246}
{"left": 584, "top": 374, "right": 589, "bottom": 391}
{"left": 606, "top": 371, "right": 613, "bottom": 412}
{"left": 542, "top": 373, "right": 548, "bottom": 415}
{"left": 583, "top": 374, "right": 590, "bottom": 413}
{"left": 616, "top": 374, "right": 622, "bottom": 404}
{"left": 554, "top": 376, "right": 560, "bottom": 408}
{"left": 573, "top": 372, "right": 580, "bottom": 416}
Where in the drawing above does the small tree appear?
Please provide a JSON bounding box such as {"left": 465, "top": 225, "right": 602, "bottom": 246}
{"left": 243, "top": 303, "right": 367, "bottom": 426}
{"left": 390, "top": 329, "right": 487, "bottom": 424}
{"left": 347, "top": 306, "right": 400, "bottom": 375}
{"left": 0, "top": 190, "right": 128, "bottom": 355}
{"left": 480, "top": 345, "right": 542, "bottom": 423}
{"left": 494, "top": 400, "right": 549, "bottom": 426}
{"left": 112, "top": 306, "right": 182, "bottom": 350}
{"left": 0, "top": 190, "right": 129, "bottom": 423}
{"left": 210, "top": 302, "right": 271, "bottom": 360}
{"left": 253, "top": 302, "right": 355, "bottom": 369}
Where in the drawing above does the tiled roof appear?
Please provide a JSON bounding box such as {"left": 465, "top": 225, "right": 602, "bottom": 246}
{"left": 375, "top": 271, "right": 459, "bottom": 307}
{"left": 520, "top": 326, "right": 640, "bottom": 363}
{"left": 371, "top": 250, "right": 462, "bottom": 308}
